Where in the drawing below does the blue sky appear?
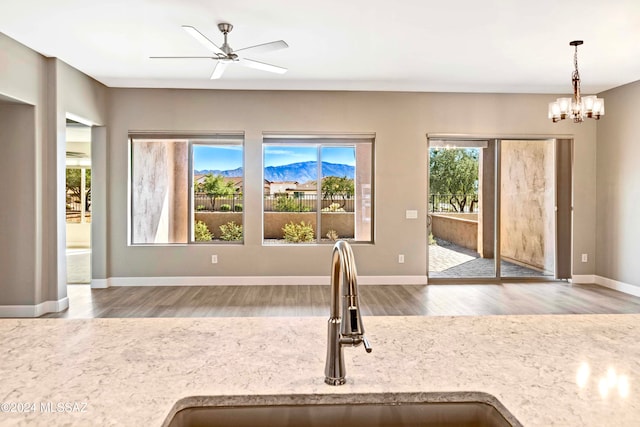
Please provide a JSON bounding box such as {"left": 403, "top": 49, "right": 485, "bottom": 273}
{"left": 264, "top": 145, "right": 355, "bottom": 167}
{"left": 193, "top": 145, "right": 243, "bottom": 171}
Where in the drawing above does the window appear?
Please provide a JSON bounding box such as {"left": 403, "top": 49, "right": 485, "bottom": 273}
{"left": 263, "top": 134, "right": 374, "bottom": 244}
{"left": 129, "top": 134, "right": 243, "bottom": 245}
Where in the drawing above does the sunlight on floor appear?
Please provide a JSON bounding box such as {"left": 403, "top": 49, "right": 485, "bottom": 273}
{"left": 67, "top": 249, "right": 91, "bottom": 284}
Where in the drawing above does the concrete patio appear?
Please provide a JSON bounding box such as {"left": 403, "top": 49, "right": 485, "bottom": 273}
{"left": 429, "top": 238, "right": 551, "bottom": 279}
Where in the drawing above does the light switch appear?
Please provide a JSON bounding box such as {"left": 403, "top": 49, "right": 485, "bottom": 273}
{"left": 405, "top": 210, "right": 418, "bottom": 219}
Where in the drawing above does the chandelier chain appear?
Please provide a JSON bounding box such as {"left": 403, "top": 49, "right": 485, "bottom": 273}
{"left": 572, "top": 44, "right": 581, "bottom": 104}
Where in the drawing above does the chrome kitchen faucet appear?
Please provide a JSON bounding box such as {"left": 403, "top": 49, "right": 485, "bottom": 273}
{"left": 325, "top": 240, "right": 372, "bottom": 385}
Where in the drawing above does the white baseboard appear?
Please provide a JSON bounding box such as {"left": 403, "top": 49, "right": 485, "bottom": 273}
{"left": 93, "top": 275, "right": 428, "bottom": 288}
{"left": 569, "top": 275, "right": 596, "bottom": 284}
{"left": 0, "top": 297, "right": 69, "bottom": 318}
{"left": 593, "top": 275, "right": 640, "bottom": 298}
{"left": 570, "top": 274, "right": 640, "bottom": 298}
{"left": 359, "top": 276, "right": 428, "bottom": 285}
{"left": 91, "top": 278, "right": 109, "bottom": 289}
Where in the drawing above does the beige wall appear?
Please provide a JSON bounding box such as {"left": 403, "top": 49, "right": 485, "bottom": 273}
{"left": 500, "top": 140, "right": 555, "bottom": 273}
{"left": 57, "top": 61, "right": 108, "bottom": 296}
{"left": 431, "top": 214, "right": 478, "bottom": 252}
{"left": 51, "top": 60, "right": 108, "bottom": 301}
{"left": 434, "top": 213, "right": 478, "bottom": 220}
{"left": 131, "top": 140, "right": 188, "bottom": 244}
{"left": 66, "top": 223, "right": 91, "bottom": 248}
{"left": 0, "top": 103, "right": 38, "bottom": 305}
{"left": 354, "top": 143, "right": 372, "bottom": 241}
{"left": 107, "top": 89, "right": 597, "bottom": 278}
{"left": 0, "top": 33, "right": 108, "bottom": 312}
{"left": 0, "top": 33, "right": 46, "bottom": 105}
{"left": 596, "top": 79, "right": 640, "bottom": 289}
{"left": 0, "top": 33, "right": 48, "bottom": 308}
{"left": 320, "top": 213, "right": 354, "bottom": 238}
{"left": 477, "top": 141, "right": 495, "bottom": 259}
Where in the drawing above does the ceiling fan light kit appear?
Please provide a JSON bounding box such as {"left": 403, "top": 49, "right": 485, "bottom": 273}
{"left": 151, "top": 22, "right": 288, "bottom": 79}
{"left": 548, "top": 40, "right": 604, "bottom": 123}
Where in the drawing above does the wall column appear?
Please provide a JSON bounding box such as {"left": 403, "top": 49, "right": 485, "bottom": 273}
{"left": 478, "top": 140, "right": 495, "bottom": 259}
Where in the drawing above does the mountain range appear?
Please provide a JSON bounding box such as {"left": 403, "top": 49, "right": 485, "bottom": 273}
{"left": 196, "top": 161, "right": 354, "bottom": 183}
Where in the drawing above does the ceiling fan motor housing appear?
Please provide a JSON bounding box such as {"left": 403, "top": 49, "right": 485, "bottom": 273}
{"left": 218, "top": 23, "right": 233, "bottom": 34}
{"left": 217, "top": 23, "right": 234, "bottom": 56}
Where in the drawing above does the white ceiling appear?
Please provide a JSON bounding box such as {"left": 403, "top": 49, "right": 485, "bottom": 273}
{"left": 1, "top": 0, "right": 639, "bottom": 93}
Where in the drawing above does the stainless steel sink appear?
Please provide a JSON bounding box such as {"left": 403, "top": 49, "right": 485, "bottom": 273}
{"left": 163, "top": 393, "right": 521, "bottom": 427}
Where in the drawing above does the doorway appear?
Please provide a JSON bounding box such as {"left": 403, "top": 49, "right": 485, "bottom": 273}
{"left": 427, "top": 137, "right": 572, "bottom": 281}
{"left": 65, "top": 119, "right": 92, "bottom": 284}
{"left": 428, "top": 140, "right": 494, "bottom": 278}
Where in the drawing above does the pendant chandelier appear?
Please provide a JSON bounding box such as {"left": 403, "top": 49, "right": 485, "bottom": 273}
{"left": 548, "top": 40, "right": 604, "bottom": 123}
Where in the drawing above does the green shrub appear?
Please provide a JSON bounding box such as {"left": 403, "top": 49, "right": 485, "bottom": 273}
{"left": 321, "top": 203, "right": 345, "bottom": 212}
{"left": 275, "top": 195, "right": 311, "bottom": 212}
{"left": 196, "top": 205, "right": 206, "bottom": 211}
{"left": 219, "top": 221, "right": 243, "bottom": 241}
{"left": 219, "top": 204, "right": 232, "bottom": 212}
{"left": 234, "top": 203, "right": 243, "bottom": 212}
{"left": 195, "top": 220, "right": 213, "bottom": 241}
{"left": 282, "top": 221, "right": 315, "bottom": 243}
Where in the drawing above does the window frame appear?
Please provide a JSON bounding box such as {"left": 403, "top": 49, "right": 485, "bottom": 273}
{"left": 262, "top": 133, "right": 375, "bottom": 245}
{"left": 128, "top": 132, "right": 245, "bottom": 246}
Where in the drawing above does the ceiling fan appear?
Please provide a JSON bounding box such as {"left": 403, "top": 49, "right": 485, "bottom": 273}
{"left": 151, "top": 23, "right": 288, "bottom": 79}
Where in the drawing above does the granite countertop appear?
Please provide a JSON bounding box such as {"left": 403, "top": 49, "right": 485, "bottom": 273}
{"left": 0, "top": 314, "right": 639, "bottom": 426}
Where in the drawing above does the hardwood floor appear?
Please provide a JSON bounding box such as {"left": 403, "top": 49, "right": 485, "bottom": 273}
{"left": 41, "top": 282, "right": 640, "bottom": 318}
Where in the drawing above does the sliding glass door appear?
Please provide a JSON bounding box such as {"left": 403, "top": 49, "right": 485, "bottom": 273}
{"left": 428, "top": 137, "right": 572, "bottom": 281}
{"left": 428, "top": 140, "right": 495, "bottom": 279}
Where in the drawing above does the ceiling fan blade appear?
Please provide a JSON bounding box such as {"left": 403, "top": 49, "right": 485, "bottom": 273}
{"left": 182, "top": 25, "right": 225, "bottom": 55}
{"left": 210, "top": 61, "right": 229, "bottom": 79}
{"left": 239, "top": 58, "right": 287, "bottom": 74}
{"left": 235, "top": 40, "right": 289, "bottom": 55}
{"left": 150, "top": 56, "right": 218, "bottom": 59}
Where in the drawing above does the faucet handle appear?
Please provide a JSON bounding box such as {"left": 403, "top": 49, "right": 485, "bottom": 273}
{"left": 362, "top": 336, "right": 372, "bottom": 353}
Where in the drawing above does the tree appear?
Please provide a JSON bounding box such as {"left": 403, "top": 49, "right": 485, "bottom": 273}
{"left": 66, "top": 168, "right": 91, "bottom": 211}
{"left": 321, "top": 176, "right": 354, "bottom": 207}
{"left": 429, "top": 148, "right": 479, "bottom": 212}
{"left": 202, "top": 174, "right": 235, "bottom": 211}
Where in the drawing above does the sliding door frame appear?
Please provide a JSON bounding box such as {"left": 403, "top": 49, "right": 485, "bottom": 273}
{"left": 426, "top": 133, "right": 574, "bottom": 283}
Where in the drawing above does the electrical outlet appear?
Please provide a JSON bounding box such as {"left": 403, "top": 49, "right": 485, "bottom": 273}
{"left": 211, "top": 255, "right": 218, "bottom": 264}
{"left": 581, "top": 253, "right": 588, "bottom": 263}
{"left": 398, "top": 254, "right": 405, "bottom": 264}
